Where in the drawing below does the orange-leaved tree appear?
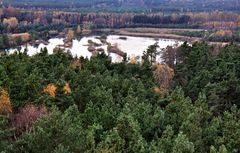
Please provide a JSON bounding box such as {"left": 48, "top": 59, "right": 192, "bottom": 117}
{"left": 43, "top": 83, "right": 71, "bottom": 97}
{"left": 130, "top": 56, "right": 137, "bottom": 64}
{"left": 43, "top": 83, "right": 57, "bottom": 97}
{"left": 0, "top": 88, "right": 12, "bottom": 114}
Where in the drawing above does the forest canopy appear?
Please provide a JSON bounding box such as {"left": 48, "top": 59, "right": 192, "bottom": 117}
{"left": 1, "top": 42, "right": 240, "bottom": 152}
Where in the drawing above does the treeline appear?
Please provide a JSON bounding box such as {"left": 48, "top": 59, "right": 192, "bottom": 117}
{"left": 1, "top": 42, "right": 240, "bottom": 152}
{"left": 5, "top": 0, "right": 240, "bottom": 12}
{"left": 1, "top": 6, "right": 240, "bottom": 46}
{"left": 0, "top": 23, "right": 66, "bottom": 50}
{"left": 1, "top": 6, "right": 240, "bottom": 31}
{"left": 133, "top": 15, "right": 191, "bottom": 25}
{"left": 175, "top": 29, "right": 240, "bottom": 43}
{"left": 5, "top": 0, "right": 119, "bottom": 9}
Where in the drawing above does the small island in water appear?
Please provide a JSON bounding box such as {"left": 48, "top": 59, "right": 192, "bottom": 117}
{"left": 1, "top": 0, "right": 240, "bottom": 153}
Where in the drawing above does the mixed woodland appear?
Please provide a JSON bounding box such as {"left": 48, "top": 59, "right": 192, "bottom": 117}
{"left": 1, "top": 42, "right": 240, "bottom": 152}
{"left": 1, "top": 1, "right": 240, "bottom": 152}
{"left": 5, "top": 0, "right": 240, "bottom": 12}
{"left": 1, "top": 6, "right": 240, "bottom": 50}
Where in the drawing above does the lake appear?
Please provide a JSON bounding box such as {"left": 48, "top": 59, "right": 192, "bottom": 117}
{"left": 8, "top": 35, "right": 182, "bottom": 63}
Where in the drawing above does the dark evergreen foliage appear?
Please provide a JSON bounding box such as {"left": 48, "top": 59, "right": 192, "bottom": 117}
{"left": 1, "top": 43, "right": 240, "bottom": 152}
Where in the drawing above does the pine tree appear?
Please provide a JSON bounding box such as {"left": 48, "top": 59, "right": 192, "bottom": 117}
{"left": 172, "top": 132, "right": 194, "bottom": 153}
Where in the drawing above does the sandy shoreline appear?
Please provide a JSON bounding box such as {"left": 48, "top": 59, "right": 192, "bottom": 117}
{"left": 96, "top": 28, "right": 229, "bottom": 46}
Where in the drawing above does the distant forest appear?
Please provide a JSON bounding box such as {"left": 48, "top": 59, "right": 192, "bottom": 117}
{"left": 4, "top": 0, "right": 240, "bottom": 12}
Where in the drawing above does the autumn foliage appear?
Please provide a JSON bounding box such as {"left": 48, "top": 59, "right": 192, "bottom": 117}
{"left": 66, "top": 29, "right": 75, "bottom": 41}
{"left": 214, "top": 30, "right": 233, "bottom": 38}
{"left": 153, "top": 64, "right": 174, "bottom": 90}
{"left": 1, "top": 43, "right": 240, "bottom": 152}
{"left": 43, "top": 83, "right": 57, "bottom": 97}
{"left": 43, "top": 83, "right": 71, "bottom": 97}
{"left": 0, "top": 88, "right": 12, "bottom": 114}
{"left": 11, "top": 104, "right": 47, "bottom": 132}
{"left": 3, "top": 17, "right": 18, "bottom": 27}
{"left": 129, "top": 56, "right": 137, "bottom": 64}
{"left": 63, "top": 83, "right": 71, "bottom": 94}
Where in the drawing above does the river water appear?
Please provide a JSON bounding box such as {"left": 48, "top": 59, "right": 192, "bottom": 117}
{"left": 8, "top": 35, "right": 182, "bottom": 63}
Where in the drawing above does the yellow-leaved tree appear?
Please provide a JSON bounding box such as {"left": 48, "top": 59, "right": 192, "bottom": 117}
{"left": 63, "top": 83, "right": 71, "bottom": 94}
{"left": 215, "top": 30, "right": 233, "bottom": 38}
{"left": 153, "top": 64, "right": 174, "bottom": 95}
{"left": 0, "top": 88, "right": 12, "bottom": 114}
{"left": 66, "top": 29, "right": 75, "bottom": 41}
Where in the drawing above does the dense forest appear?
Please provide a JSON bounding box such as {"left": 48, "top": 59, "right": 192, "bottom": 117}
{"left": 4, "top": 0, "right": 240, "bottom": 12}
{"left": 1, "top": 42, "right": 240, "bottom": 152}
